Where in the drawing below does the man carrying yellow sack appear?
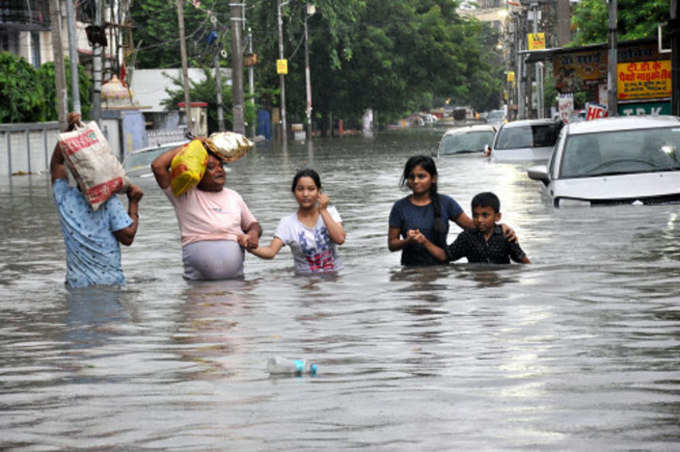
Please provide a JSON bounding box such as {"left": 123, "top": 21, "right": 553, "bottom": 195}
{"left": 151, "top": 137, "right": 261, "bottom": 280}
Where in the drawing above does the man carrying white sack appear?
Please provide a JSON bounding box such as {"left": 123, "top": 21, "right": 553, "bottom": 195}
{"left": 51, "top": 113, "right": 144, "bottom": 288}
{"left": 151, "top": 138, "right": 262, "bottom": 280}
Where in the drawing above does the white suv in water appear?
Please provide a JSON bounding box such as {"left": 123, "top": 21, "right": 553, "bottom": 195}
{"left": 527, "top": 116, "right": 680, "bottom": 207}
{"left": 486, "top": 118, "right": 562, "bottom": 163}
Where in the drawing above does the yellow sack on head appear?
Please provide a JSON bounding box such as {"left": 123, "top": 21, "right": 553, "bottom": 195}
{"left": 170, "top": 140, "right": 208, "bottom": 197}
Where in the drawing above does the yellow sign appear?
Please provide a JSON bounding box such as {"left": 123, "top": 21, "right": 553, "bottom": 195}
{"left": 507, "top": 71, "right": 515, "bottom": 83}
{"left": 527, "top": 32, "right": 546, "bottom": 51}
{"left": 276, "top": 59, "right": 288, "bottom": 75}
{"left": 617, "top": 60, "right": 671, "bottom": 100}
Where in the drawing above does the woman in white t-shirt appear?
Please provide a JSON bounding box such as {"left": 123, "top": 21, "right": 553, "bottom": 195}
{"left": 246, "top": 169, "right": 345, "bottom": 273}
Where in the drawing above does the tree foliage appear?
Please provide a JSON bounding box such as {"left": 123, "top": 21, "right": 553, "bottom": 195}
{"left": 0, "top": 52, "right": 91, "bottom": 123}
{"left": 131, "top": 0, "right": 505, "bottom": 127}
{"left": 571, "top": 0, "right": 669, "bottom": 46}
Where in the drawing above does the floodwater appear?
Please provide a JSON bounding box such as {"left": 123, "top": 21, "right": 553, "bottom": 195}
{"left": 1, "top": 128, "right": 679, "bottom": 450}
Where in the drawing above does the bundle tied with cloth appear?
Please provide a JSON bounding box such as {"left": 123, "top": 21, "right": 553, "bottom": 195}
{"left": 169, "top": 131, "right": 254, "bottom": 197}
{"left": 57, "top": 113, "right": 129, "bottom": 211}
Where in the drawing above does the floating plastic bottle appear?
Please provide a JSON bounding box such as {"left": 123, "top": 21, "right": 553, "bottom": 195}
{"left": 266, "top": 357, "right": 317, "bottom": 376}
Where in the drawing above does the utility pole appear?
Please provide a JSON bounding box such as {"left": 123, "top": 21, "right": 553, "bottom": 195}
{"left": 671, "top": 0, "right": 680, "bottom": 115}
{"left": 92, "top": 0, "right": 103, "bottom": 124}
{"left": 230, "top": 2, "right": 245, "bottom": 135}
{"left": 531, "top": 2, "right": 544, "bottom": 118}
{"left": 176, "top": 0, "right": 193, "bottom": 134}
{"left": 517, "top": 12, "right": 526, "bottom": 119}
{"left": 49, "top": 0, "right": 67, "bottom": 128}
{"left": 214, "top": 37, "right": 226, "bottom": 132}
{"left": 247, "top": 28, "right": 256, "bottom": 138}
{"left": 278, "top": 0, "right": 289, "bottom": 142}
{"left": 304, "top": 4, "right": 315, "bottom": 139}
{"left": 64, "top": 0, "right": 81, "bottom": 114}
{"left": 607, "top": 0, "right": 617, "bottom": 116}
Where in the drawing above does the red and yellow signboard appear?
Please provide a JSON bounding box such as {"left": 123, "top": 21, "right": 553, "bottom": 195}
{"left": 527, "top": 33, "right": 546, "bottom": 51}
{"left": 506, "top": 71, "right": 515, "bottom": 83}
{"left": 617, "top": 60, "right": 671, "bottom": 100}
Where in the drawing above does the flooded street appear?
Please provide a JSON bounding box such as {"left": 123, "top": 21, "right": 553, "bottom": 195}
{"left": 1, "top": 128, "right": 679, "bottom": 450}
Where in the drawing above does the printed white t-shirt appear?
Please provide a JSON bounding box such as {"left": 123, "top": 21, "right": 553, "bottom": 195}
{"left": 163, "top": 186, "right": 257, "bottom": 246}
{"left": 274, "top": 206, "right": 343, "bottom": 273}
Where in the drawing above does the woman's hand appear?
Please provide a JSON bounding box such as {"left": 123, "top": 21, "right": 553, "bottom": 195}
{"left": 499, "top": 223, "right": 517, "bottom": 243}
{"left": 318, "top": 192, "right": 330, "bottom": 211}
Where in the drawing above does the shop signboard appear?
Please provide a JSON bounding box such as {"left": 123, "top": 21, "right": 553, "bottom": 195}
{"left": 617, "top": 60, "right": 671, "bottom": 100}
{"left": 558, "top": 93, "right": 574, "bottom": 123}
{"left": 617, "top": 101, "right": 671, "bottom": 116}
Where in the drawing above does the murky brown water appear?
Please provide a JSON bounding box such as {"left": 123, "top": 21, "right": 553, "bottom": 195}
{"left": 1, "top": 128, "right": 679, "bottom": 450}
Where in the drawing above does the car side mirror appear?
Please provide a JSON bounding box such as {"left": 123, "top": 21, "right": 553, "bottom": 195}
{"left": 527, "top": 164, "right": 550, "bottom": 185}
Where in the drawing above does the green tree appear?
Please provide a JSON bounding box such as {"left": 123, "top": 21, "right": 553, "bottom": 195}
{"left": 131, "top": 0, "right": 231, "bottom": 69}
{"left": 37, "top": 59, "right": 92, "bottom": 121}
{"left": 571, "top": 0, "right": 669, "bottom": 46}
{"left": 0, "top": 52, "right": 46, "bottom": 123}
{"left": 161, "top": 67, "right": 256, "bottom": 134}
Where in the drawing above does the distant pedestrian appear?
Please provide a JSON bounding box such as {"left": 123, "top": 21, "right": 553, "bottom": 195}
{"left": 446, "top": 192, "right": 530, "bottom": 264}
{"left": 387, "top": 155, "right": 516, "bottom": 266}
{"left": 247, "top": 169, "right": 346, "bottom": 273}
{"left": 51, "top": 113, "right": 143, "bottom": 288}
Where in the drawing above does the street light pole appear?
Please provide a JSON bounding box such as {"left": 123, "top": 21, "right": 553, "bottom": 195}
{"left": 278, "top": 0, "right": 289, "bottom": 142}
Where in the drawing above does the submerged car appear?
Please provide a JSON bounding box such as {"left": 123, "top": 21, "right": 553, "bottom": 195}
{"left": 527, "top": 116, "right": 680, "bottom": 207}
{"left": 123, "top": 141, "right": 188, "bottom": 178}
{"left": 485, "top": 109, "right": 506, "bottom": 128}
{"left": 438, "top": 125, "right": 496, "bottom": 156}
{"left": 486, "top": 118, "right": 562, "bottom": 163}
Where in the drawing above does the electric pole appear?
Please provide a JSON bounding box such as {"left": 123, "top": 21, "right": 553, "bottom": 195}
{"left": 248, "top": 28, "right": 256, "bottom": 138}
{"left": 92, "top": 0, "right": 103, "bottom": 124}
{"left": 230, "top": 2, "right": 246, "bottom": 135}
{"left": 49, "top": 0, "right": 67, "bottom": 128}
{"left": 304, "top": 4, "right": 315, "bottom": 139}
{"left": 671, "top": 0, "right": 680, "bottom": 115}
{"left": 176, "top": 0, "right": 193, "bottom": 134}
{"left": 531, "top": 2, "right": 544, "bottom": 118}
{"left": 65, "top": 0, "right": 81, "bottom": 114}
{"left": 214, "top": 37, "right": 225, "bottom": 132}
{"left": 278, "top": 0, "right": 289, "bottom": 142}
{"left": 607, "top": 0, "right": 617, "bottom": 116}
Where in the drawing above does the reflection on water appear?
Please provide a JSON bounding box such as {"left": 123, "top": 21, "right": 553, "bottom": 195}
{"left": 1, "top": 128, "right": 679, "bottom": 449}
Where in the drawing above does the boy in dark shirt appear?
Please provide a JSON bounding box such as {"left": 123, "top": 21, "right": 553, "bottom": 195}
{"left": 446, "top": 192, "right": 530, "bottom": 264}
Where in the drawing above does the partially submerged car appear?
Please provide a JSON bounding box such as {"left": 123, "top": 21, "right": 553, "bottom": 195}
{"left": 527, "top": 116, "right": 680, "bottom": 207}
{"left": 486, "top": 118, "right": 562, "bottom": 163}
{"left": 123, "top": 141, "right": 187, "bottom": 178}
{"left": 438, "top": 125, "right": 496, "bottom": 156}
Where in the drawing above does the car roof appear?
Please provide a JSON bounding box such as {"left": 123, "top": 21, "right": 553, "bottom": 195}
{"left": 565, "top": 115, "right": 680, "bottom": 135}
{"left": 442, "top": 125, "right": 495, "bottom": 136}
{"left": 501, "top": 118, "right": 559, "bottom": 128}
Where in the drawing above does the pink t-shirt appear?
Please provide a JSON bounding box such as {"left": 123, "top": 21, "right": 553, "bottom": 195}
{"left": 163, "top": 186, "right": 257, "bottom": 246}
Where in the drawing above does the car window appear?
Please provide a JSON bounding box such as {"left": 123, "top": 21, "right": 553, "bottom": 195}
{"left": 440, "top": 131, "right": 495, "bottom": 153}
{"left": 560, "top": 127, "right": 680, "bottom": 178}
{"left": 495, "top": 123, "right": 559, "bottom": 150}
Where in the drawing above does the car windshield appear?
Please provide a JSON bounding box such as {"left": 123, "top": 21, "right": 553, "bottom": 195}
{"left": 560, "top": 127, "right": 680, "bottom": 178}
{"left": 495, "top": 123, "right": 560, "bottom": 150}
{"left": 439, "top": 131, "right": 495, "bottom": 153}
